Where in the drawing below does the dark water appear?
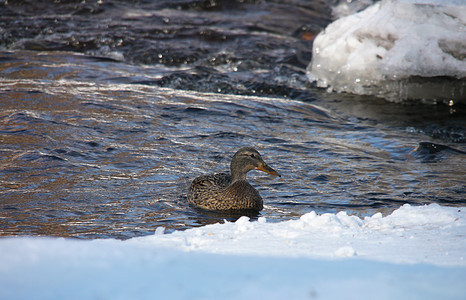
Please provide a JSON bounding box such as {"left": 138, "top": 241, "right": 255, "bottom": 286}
{"left": 0, "top": 0, "right": 465, "bottom": 239}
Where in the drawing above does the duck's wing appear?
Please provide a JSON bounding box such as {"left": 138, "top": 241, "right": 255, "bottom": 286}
{"left": 188, "top": 173, "right": 263, "bottom": 211}
{"left": 187, "top": 172, "right": 231, "bottom": 208}
{"left": 191, "top": 173, "right": 230, "bottom": 189}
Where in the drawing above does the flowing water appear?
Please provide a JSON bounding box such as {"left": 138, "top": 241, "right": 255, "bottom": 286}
{"left": 0, "top": 0, "right": 465, "bottom": 239}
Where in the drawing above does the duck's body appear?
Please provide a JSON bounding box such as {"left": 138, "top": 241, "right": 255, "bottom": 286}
{"left": 187, "top": 147, "right": 280, "bottom": 212}
{"left": 188, "top": 173, "right": 263, "bottom": 211}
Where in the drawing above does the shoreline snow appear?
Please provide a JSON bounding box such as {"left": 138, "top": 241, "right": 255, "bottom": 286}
{"left": 1, "top": 204, "right": 465, "bottom": 299}
{"left": 133, "top": 203, "right": 465, "bottom": 266}
{"left": 308, "top": 0, "right": 466, "bottom": 103}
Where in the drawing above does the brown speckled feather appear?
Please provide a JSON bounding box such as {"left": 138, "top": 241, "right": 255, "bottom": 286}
{"left": 187, "top": 173, "right": 263, "bottom": 211}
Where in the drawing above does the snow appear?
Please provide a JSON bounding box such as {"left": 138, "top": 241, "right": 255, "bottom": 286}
{"left": 137, "top": 203, "right": 465, "bottom": 265}
{"left": 331, "top": 0, "right": 375, "bottom": 18}
{"left": 308, "top": 0, "right": 466, "bottom": 103}
{"left": 1, "top": 204, "right": 465, "bottom": 299}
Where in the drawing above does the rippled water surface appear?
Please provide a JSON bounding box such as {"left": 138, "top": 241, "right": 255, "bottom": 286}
{"left": 0, "top": 1, "right": 465, "bottom": 239}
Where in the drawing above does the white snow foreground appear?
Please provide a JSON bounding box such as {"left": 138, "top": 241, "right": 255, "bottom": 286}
{"left": 137, "top": 203, "right": 465, "bottom": 265}
{"left": 308, "top": 0, "right": 466, "bottom": 103}
{"left": 1, "top": 204, "right": 465, "bottom": 299}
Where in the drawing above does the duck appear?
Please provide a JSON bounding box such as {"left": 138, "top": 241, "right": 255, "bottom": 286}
{"left": 187, "top": 147, "right": 280, "bottom": 212}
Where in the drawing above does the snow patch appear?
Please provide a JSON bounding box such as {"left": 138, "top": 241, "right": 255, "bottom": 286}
{"left": 0, "top": 204, "right": 465, "bottom": 299}
{"left": 335, "top": 246, "right": 357, "bottom": 257}
{"left": 131, "top": 203, "right": 466, "bottom": 265}
{"left": 308, "top": 0, "right": 466, "bottom": 103}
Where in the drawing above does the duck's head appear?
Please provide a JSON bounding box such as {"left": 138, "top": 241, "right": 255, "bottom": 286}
{"left": 230, "top": 147, "right": 280, "bottom": 182}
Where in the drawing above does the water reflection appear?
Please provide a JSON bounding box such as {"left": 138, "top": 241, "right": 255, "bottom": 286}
{"left": 0, "top": 51, "right": 465, "bottom": 239}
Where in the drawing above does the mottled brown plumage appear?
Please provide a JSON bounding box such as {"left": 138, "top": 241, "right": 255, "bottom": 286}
{"left": 187, "top": 147, "right": 280, "bottom": 212}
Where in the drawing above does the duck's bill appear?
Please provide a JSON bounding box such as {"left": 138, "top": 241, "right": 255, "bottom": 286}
{"left": 257, "top": 163, "right": 281, "bottom": 177}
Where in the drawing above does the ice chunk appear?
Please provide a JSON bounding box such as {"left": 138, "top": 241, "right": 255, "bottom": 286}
{"left": 235, "top": 216, "right": 254, "bottom": 234}
{"left": 332, "top": 0, "right": 375, "bottom": 19}
{"left": 308, "top": 0, "right": 466, "bottom": 103}
{"left": 334, "top": 246, "right": 357, "bottom": 257}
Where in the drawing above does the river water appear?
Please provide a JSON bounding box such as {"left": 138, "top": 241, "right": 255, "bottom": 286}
{"left": 1, "top": 0, "right": 465, "bottom": 239}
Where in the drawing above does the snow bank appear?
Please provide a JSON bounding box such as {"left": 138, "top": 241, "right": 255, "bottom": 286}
{"left": 137, "top": 203, "right": 465, "bottom": 265}
{"left": 1, "top": 204, "right": 465, "bottom": 299}
{"left": 308, "top": 0, "right": 466, "bottom": 103}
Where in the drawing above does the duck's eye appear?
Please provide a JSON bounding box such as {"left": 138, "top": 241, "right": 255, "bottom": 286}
{"left": 249, "top": 153, "right": 256, "bottom": 158}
